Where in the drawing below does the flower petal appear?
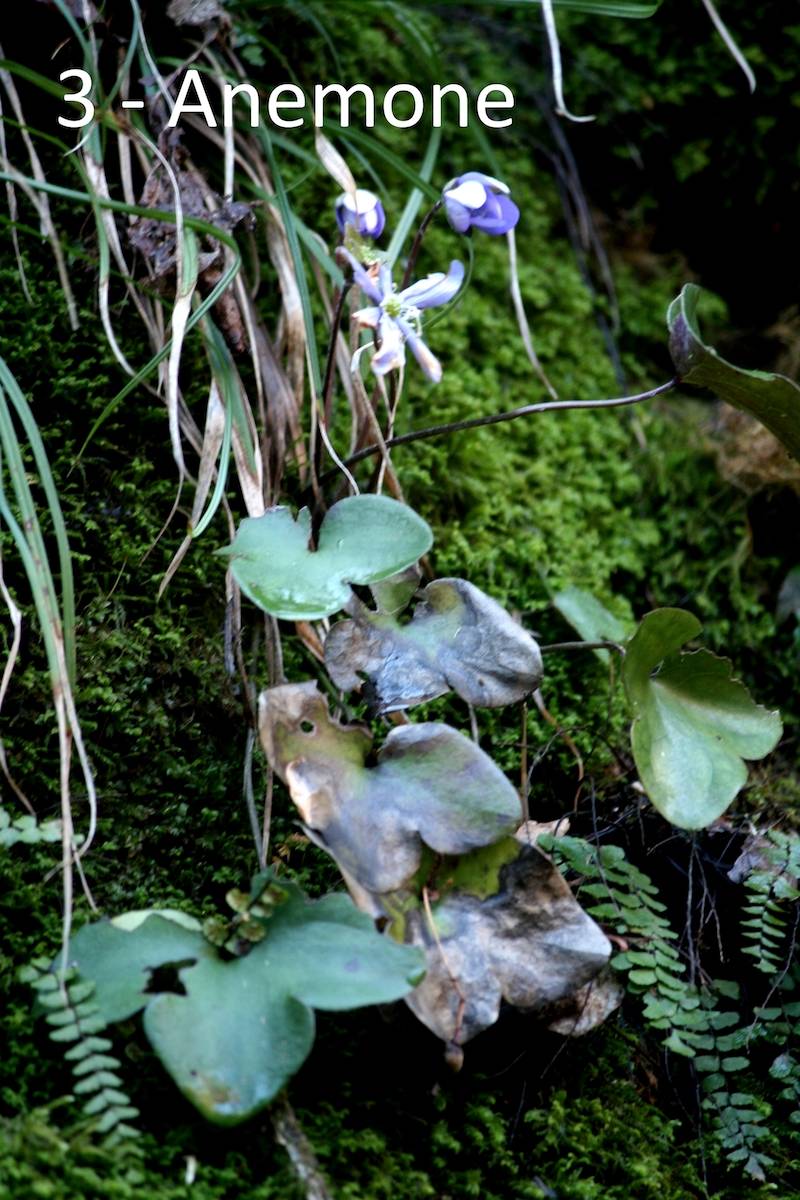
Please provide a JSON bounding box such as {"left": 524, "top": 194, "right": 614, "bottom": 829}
{"left": 335, "top": 189, "right": 386, "bottom": 238}
{"left": 442, "top": 199, "right": 472, "bottom": 234}
{"left": 399, "top": 260, "right": 465, "bottom": 309}
{"left": 443, "top": 171, "right": 510, "bottom": 196}
{"left": 371, "top": 316, "right": 406, "bottom": 375}
{"left": 443, "top": 180, "right": 488, "bottom": 211}
{"left": 353, "top": 305, "right": 381, "bottom": 329}
{"left": 470, "top": 193, "right": 520, "bottom": 236}
{"left": 398, "top": 320, "right": 442, "bottom": 383}
{"left": 340, "top": 249, "right": 383, "bottom": 304}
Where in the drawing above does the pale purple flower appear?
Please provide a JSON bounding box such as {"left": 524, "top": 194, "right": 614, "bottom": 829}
{"left": 335, "top": 189, "right": 385, "bottom": 238}
{"left": 346, "top": 252, "right": 464, "bottom": 383}
{"left": 442, "top": 172, "right": 519, "bottom": 236}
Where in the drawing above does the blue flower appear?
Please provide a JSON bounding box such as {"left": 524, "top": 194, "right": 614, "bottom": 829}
{"left": 346, "top": 253, "right": 464, "bottom": 383}
{"left": 335, "top": 189, "right": 386, "bottom": 239}
{"left": 442, "top": 172, "right": 519, "bottom": 236}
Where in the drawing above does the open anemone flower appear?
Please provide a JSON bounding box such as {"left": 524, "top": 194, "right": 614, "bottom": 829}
{"left": 335, "top": 189, "right": 386, "bottom": 238}
{"left": 346, "top": 252, "right": 464, "bottom": 383}
{"left": 442, "top": 172, "right": 519, "bottom": 236}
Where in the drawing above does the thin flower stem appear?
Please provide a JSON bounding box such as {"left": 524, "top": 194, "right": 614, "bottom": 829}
{"left": 331, "top": 377, "right": 679, "bottom": 476}
{"left": 400, "top": 199, "right": 442, "bottom": 290}
{"left": 322, "top": 281, "right": 352, "bottom": 430}
{"left": 541, "top": 640, "right": 626, "bottom": 655}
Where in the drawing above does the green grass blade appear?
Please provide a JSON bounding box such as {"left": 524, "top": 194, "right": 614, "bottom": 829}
{"left": 0, "top": 360, "right": 76, "bottom": 684}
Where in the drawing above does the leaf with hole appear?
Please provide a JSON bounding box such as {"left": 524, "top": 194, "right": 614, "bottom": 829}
{"left": 259, "top": 681, "right": 522, "bottom": 895}
{"left": 69, "top": 910, "right": 210, "bottom": 1024}
{"left": 69, "top": 883, "right": 424, "bottom": 1124}
{"left": 325, "top": 576, "right": 543, "bottom": 711}
{"left": 217, "top": 495, "right": 433, "bottom": 620}
{"left": 622, "top": 609, "right": 782, "bottom": 829}
{"left": 668, "top": 284, "right": 800, "bottom": 460}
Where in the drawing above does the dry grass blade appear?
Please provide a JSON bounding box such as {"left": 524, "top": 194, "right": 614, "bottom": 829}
{"left": 0, "top": 50, "right": 79, "bottom": 328}
{"left": 314, "top": 129, "right": 357, "bottom": 197}
{"left": 0, "top": 546, "right": 32, "bottom": 814}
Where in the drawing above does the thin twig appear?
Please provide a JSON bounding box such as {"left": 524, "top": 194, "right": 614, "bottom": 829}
{"left": 541, "top": 640, "right": 626, "bottom": 655}
{"left": 331, "top": 377, "right": 678, "bottom": 477}
{"left": 272, "top": 1093, "right": 335, "bottom": 1200}
{"left": 506, "top": 227, "right": 558, "bottom": 398}
{"left": 700, "top": 0, "right": 756, "bottom": 93}
{"left": 322, "top": 282, "right": 352, "bottom": 431}
{"left": 422, "top": 885, "right": 466, "bottom": 1070}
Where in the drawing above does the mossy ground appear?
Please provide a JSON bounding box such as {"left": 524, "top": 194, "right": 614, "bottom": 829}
{"left": 1, "top": 2, "right": 799, "bottom": 1196}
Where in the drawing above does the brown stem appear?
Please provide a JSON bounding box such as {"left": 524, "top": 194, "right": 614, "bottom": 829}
{"left": 400, "top": 199, "right": 443, "bottom": 290}
{"left": 272, "top": 1094, "right": 335, "bottom": 1200}
{"left": 322, "top": 282, "right": 352, "bottom": 430}
{"left": 328, "top": 377, "right": 679, "bottom": 478}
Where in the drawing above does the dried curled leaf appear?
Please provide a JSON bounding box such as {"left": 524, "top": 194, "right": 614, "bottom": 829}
{"left": 325, "top": 577, "right": 543, "bottom": 712}
{"left": 668, "top": 284, "right": 800, "bottom": 460}
{"left": 403, "top": 843, "right": 612, "bottom": 1046}
{"left": 258, "top": 682, "right": 522, "bottom": 894}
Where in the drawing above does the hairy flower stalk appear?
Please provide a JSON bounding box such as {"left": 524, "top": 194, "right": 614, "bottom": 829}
{"left": 346, "top": 251, "right": 464, "bottom": 382}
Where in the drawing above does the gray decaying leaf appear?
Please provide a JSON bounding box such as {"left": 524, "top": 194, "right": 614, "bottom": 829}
{"left": 167, "top": 0, "right": 229, "bottom": 27}
{"left": 404, "top": 846, "right": 612, "bottom": 1046}
{"left": 258, "top": 682, "right": 522, "bottom": 895}
{"left": 325, "top": 577, "right": 543, "bottom": 712}
{"left": 545, "top": 969, "right": 625, "bottom": 1037}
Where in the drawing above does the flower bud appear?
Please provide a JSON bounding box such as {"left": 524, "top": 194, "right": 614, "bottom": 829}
{"left": 442, "top": 171, "right": 519, "bottom": 236}
{"left": 335, "top": 188, "right": 386, "bottom": 238}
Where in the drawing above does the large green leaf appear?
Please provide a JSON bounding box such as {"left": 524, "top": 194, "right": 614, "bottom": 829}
{"left": 622, "top": 609, "right": 782, "bottom": 830}
{"left": 259, "top": 682, "right": 522, "bottom": 895}
{"left": 668, "top": 284, "right": 800, "bottom": 460}
{"left": 144, "top": 887, "right": 423, "bottom": 1123}
{"left": 217, "top": 496, "right": 433, "bottom": 620}
{"left": 325, "top": 576, "right": 542, "bottom": 711}
{"left": 68, "top": 884, "right": 424, "bottom": 1124}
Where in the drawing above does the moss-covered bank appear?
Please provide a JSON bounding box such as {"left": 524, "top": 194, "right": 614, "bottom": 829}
{"left": 1, "top": 1, "right": 798, "bottom": 1196}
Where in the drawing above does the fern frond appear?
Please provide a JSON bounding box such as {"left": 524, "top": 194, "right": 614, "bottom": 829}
{"left": 19, "top": 958, "right": 140, "bottom": 1148}
{"left": 740, "top": 830, "right": 800, "bottom": 976}
{"left": 541, "top": 834, "right": 717, "bottom": 1055}
{"left": 0, "top": 806, "right": 62, "bottom": 848}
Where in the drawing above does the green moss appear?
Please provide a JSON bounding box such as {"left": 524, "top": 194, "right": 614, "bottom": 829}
{"left": 0, "top": 3, "right": 797, "bottom": 1197}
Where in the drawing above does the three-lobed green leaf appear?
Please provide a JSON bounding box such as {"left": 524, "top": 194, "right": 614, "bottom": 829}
{"left": 217, "top": 495, "right": 433, "bottom": 620}
{"left": 622, "top": 608, "right": 782, "bottom": 829}
{"left": 68, "top": 885, "right": 424, "bottom": 1124}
